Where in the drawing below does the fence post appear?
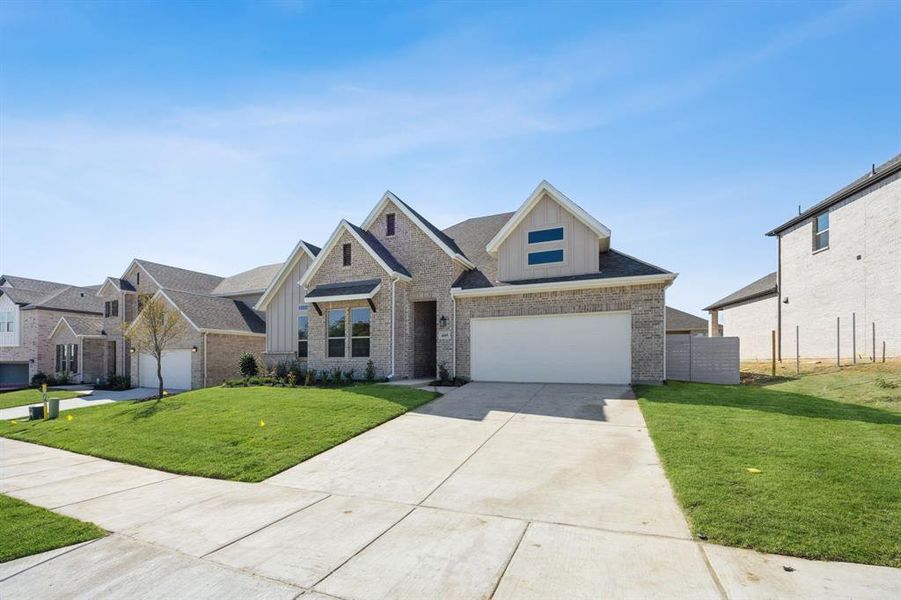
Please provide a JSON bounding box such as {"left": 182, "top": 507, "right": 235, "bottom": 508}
{"left": 872, "top": 322, "right": 876, "bottom": 362}
{"left": 852, "top": 312, "right": 856, "bottom": 364}
{"left": 836, "top": 317, "right": 840, "bottom": 367}
{"left": 771, "top": 330, "right": 776, "bottom": 377}
{"left": 795, "top": 325, "right": 800, "bottom": 375}
{"left": 883, "top": 341, "right": 886, "bottom": 363}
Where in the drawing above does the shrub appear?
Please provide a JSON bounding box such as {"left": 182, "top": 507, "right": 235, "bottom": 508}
{"left": 31, "top": 372, "right": 50, "bottom": 386}
{"left": 438, "top": 362, "right": 450, "bottom": 383}
{"left": 287, "top": 371, "right": 297, "bottom": 387}
{"left": 239, "top": 353, "right": 259, "bottom": 378}
{"left": 320, "top": 370, "right": 330, "bottom": 385}
{"left": 365, "top": 360, "right": 376, "bottom": 382}
{"left": 332, "top": 367, "right": 342, "bottom": 386}
{"left": 222, "top": 379, "right": 246, "bottom": 388}
{"left": 246, "top": 375, "right": 276, "bottom": 386}
{"left": 96, "top": 375, "right": 131, "bottom": 391}
{"left": 54, "top": 372, "right": 71, "bottom": 385}
{"left": 274, "top": 360, "right": 289, "bottom": 380}
{"left": 288, "top": 360, "right": 304, "bottom": 382}
{"left": 343, "top": 369, "right": 355, "bottom": 384}
{"left": 304, "top": 370, "right": 314, "bottom": 386}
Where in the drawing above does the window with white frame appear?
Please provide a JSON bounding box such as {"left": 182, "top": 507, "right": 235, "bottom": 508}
{"left": 328, "top": 309, "right": 346, "bottom": 357}
{"left": 0, "top": 310, "right": 14, "bottom": 332}
{"left": 813, "top": 212, "right": 829, "bottom": 251}
{"left": 297, "top": 304, "right": 309, "bottom": 358}
{"left": 351, "top": 307, "right": 370, "bottom": 357}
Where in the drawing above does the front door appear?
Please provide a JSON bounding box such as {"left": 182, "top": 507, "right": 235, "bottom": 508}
{"left": 413, "top": 301, "right": 437, "bottom": 378}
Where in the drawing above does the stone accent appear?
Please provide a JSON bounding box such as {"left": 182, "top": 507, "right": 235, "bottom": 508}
{"left": 454, "top": 283, "right": 667, "bottom": 383}
{"left": 778, "top": 170, "right": 900, "bottom": 359}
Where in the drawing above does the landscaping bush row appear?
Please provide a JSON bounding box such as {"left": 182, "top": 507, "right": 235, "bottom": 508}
{"left": 30, "top": 372, "right": 73, "bottom": 387}
{"left": 224, "top": 354, "right": 383, "bottom": 388}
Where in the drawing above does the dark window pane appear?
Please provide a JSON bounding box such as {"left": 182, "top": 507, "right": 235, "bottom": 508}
{"left": 386, "top": 213, "right": 396, "bottom": 236}
{"left": 112, "top": 300, "right": 119, "bottom": 317}
{"left": 328, "top": 310, "right": 345, "bottom": 337}
{"left": 352, "top": 338, "right": 370, "bottom": 357}
{"left": 343, "top": 243, "right": 352, "bottom": 266}
{"left": 328, "top": 338, "right": 345, "bottom": 357}
{"left": 527, "top": 249, "right": 565, "bottom": 265}
{"left": 104, "top": 302, "right": 110, "bottom": 317}
{"left": 297, "top": 315, "right": 308, "bottom": 340}
{"left": 528, "top": 227, "right": 564, "bottom": 244}
{"left": 815, "top": 213, "right": 829, "bottom": 233}
{"left": 297, "top": 341, "right": 308, "bottom": 358}
{"left": 56, "top": 345, "right": 62, "bottom": 372}
{"left": 70, "top": 344, "right": 78, "bottom": 372}
{"left": 351, "top": 308, "right": 370, "bottom": 336}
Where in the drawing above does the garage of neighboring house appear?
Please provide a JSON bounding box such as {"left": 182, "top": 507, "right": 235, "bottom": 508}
{"left": 0, "top": 363, "right": 29, "bottom": 388}
{"left": 469, "top": 311, "right": 632, "bottom": 385}
{"left": 138, "top": 350, "right": 193, "bottom": 390}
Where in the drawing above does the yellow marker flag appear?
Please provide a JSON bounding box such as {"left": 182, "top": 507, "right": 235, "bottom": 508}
{"left": 66, "top": 414, "right": 74, "bottom": 422}
{"left": 746, "top": 468, "right": 762, "bottom": 474}
{"left": 259, "top": 419, "right": 265, "bottom": 427}
{"left": 162, "top": 390, "right": 169, "bottom": 396}
{"left": 10, "top": 420, "right": 18, "bottom": 425}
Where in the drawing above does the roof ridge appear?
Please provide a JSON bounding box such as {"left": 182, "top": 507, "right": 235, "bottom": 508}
{"left": 134, "top": 258, "right": 224, "bottom": 280}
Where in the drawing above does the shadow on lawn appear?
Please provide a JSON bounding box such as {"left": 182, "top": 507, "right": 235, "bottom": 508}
{"left": 639, "top": 382, "right": 901, "bottom": 426}
{"left": 120, "top": 398, "right": 185, "bottom": 420}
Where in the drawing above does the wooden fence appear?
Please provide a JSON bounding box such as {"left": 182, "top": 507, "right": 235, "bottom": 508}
{"left": 666, "top": 335, "right": 740, "bottom": 384}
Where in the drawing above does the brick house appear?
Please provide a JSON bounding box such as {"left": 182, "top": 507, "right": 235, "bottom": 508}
{"left": 95, "top": 259, "right": 275, "bottom": 389}
{"left": 707, "top": 153, "right": 900, "bottom": 361}
{"left": 259, "top": 181, "right": 676, "bottom": 384}
{"left": 0, "top": 275, "right": 104, "bottom": 387}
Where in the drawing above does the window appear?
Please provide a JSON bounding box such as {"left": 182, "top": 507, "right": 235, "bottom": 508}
{"left": 527, "top": 249, "right": 565, "bottom": 265}
{"left": 351, "top": 307, "right": 371, "bottom": 357}
{"left": 104, "top": 301, "right": 110, "bottom": 318}
{"left": 136, "top": 272, "right": 140, "bottom": 285}
{"left": 328, "top": 309, "right": 346, "bottom": 357}
{"left": 104, "top": 300, "right": 119, "bottom": 318}
{"left": 0, "top": 310, "right": 14, "bottom": 332}
{"left": 813, "top": 212, "right": 829, "bottom": 251}
{"left": 528, "top": 227, "right": 564, "bottom": 244}
{"left": 138, "top": 294, "right": 151, "bottom": 312}
{"left": 342, "top": 243, "right": 352, "bottom": 266}
{"left": 55, "top": 344, "right": 78, "bottom": 373}
{"left": 297, "top": 312, "right": 309, "bottom": 358}
{"left": 386, "top": 213, "right": 396, "bottom": 236}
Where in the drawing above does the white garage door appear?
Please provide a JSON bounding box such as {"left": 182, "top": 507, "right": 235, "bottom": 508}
{"left": 470, "top": 311, "right": 631, "bottom": 384}
{"left": 139, "top": 350, "right": 192, "bottom": 390}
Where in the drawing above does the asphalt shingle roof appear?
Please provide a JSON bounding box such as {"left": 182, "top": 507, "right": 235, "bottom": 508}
{"left": 392, "top": 195, "right": 467, "bottom": 258}
{"left": 0, "top": 275, "right": 69, "bottom": 295}
{"left": 213, "top": 263, "right": 283, "bottom": 296}
{"left": 163, "top": 289, "right": 265, "bottom": 334}
{"left": 346, "top": 223, "right": 412, "bottom": 278}
{"left": 135, "top": 260, "right": 224, "bottom": 294}
{"left": 28, "top": 286, "right": 104, "bottom": 314}
{"left": 665, "top": 306, "right": 709, "bottom": 332}
{"left": 306, "top": 279, "right": 382, "bottom": 299}
{"left": 443, "top": 212, "right": 515, "bottom": 284}
{"left": 62, "top": 315, "right": 105, "bottom": 337}
{"left": 704, "top": 272, "right": 777, "bottom": 311}
{"left": 504, "top": 250, "right": 670, "bottom": 286}
{"left": 107, "top": 277, "right": 136, "bottom": 292}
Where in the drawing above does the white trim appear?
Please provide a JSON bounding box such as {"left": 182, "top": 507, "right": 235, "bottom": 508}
{"left": 213, "top": 288, "right": 266, "bottom": 297}
{"left": 304, "top": 284, "right": 382, "bottom": 304}
{"left": 526, "top": 248, "right": 566, "bottom": 268}
{"left": 254, "top": 240, "right": 319, "bottom": 310}
{"left": 198, "top": 328, "right": 265, "bottom": 337}
{"left": 388, "top": 276, "right": 397, "bottom": 379}
{"left": 300, "top": 221, "right": 413, "bottom": 289}
{"left": 486, "top": 180, "right": 611, "bottom": 254}
{"left": 361, "top": 191, "right": 476, "bottom": 269}
{"left": 451, "top": 273, "right": 677, "bottom": 298}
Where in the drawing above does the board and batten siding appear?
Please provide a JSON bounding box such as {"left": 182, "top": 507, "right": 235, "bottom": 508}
{"left": 265, "top": 254, "right": 312, "bottom": 354}
{"left": 0, "top": 294, "right": 20, "bottom": 347}
{"left": 496, "top": 192, "right": 600, "bottom": 282}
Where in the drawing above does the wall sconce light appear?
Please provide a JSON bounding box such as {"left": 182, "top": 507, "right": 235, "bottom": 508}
{"left": 438, "top": 315, "right": 448, "bottom": 328}
{"left": 192, "top": 346, "right": 198, "bottom": 353}
{"left": 783, "top": 297, "right": 789, "bottom": 304}
{"left": 129, "top": 347, "right": 136, "bottom": 354}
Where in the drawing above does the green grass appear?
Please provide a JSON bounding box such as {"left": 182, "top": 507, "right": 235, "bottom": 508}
{"left": 1, "top": 384, "right": 438, "bottom": 482}
{"left": 637, "top": 365, "right": 901, "bottom": 567}
{"left": 0, "top": 389, "right": 80, "bottom": 411}
{"left": 0, "top": 494, "right": 105, "bottom": 563}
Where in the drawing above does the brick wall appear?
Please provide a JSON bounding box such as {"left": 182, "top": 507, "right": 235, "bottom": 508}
{"left": 454, "top": 283, "right": 667, "bottom": 383}
{"left": 205, "top": 333, "right": 265, "bottom": 386}
{"left": 779, "top": 171, "right": 900, "bottom": 359}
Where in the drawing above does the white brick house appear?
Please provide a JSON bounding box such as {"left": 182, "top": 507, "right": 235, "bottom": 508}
{"left": 708, "top": 154, "right": 900, "bottom": 361}
{"left": 259, "top": 181, "right": 676, "bottom": 384}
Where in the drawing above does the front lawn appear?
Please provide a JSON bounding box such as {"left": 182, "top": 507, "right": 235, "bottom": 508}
{"left": 1, "top": 385, "right": 438, "bottom": 482}
{"left": 0, "top": 389, "right": 80, "bottom": 411}
{"left": 0, "top": 494, "right": 105, "bottom": 563}
{"left": 637, "top": 364, "right": 901, "bottom": 567}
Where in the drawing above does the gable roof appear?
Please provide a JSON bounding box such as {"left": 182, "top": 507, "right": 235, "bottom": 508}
{"left": 300, "top": 221, "right": 412, "bottom": 288}
{"left": 254, "top": 240, "right": 321, "bottom": 310}
{"left": 0, "top": 275, "right": 70, "bottom": 295}
{"left": 128, "top": 289, "right": 265, "bottom": 336}
{"left": 49, "top": 315, "right": 105, "bottom": 339}
{"left": 213, "top": 263, "right": 283, "bottom": 297}
{"left": 25, "top": 286, "right": 105, "bottom": 314}
{"left": 767, "top": 153, "right": 901, "bottom": 236}
{"left": 360, "top": 191, "right": 475, "bottom": 269}
{"left": 665, "top": 306, "right": 709, "bottom": 332}
{"left": 704, "top": 272, "right": 777, "bottom": 311}
{"left": 121, "top": 259, "right": 224, "bottom": 294}
{"left": 485, "top": 180, "right": 611, "bottom": 254}
{"left": 0, "top": 286, "right": 48, "bottom": 307}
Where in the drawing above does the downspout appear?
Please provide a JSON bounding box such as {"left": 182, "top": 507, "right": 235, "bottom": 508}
{"left": 777, "top": 234, "right": 782, "bottom": 362}
{"left": 452, "top": 293, "right": 457, "bottom": 379}
{"left": 387, "top": 277, "right": 397, "bottom": 380}
{"left": 203, "top": 332, "right": 208, "bottom": 388}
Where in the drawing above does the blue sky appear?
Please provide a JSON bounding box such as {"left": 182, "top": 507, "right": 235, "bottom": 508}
{"left": 1, "top": 0, "right": 899, "bottom": 316}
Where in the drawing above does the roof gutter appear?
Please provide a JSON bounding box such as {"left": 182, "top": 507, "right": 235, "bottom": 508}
{"left": 451, "top": 273, "right": 677, "bottom": 298}
{"left": 766, "top": 159, "right": 901, "bottom": 236}
{"left": 703, "top": 288, "right": 778, "bottom": 312}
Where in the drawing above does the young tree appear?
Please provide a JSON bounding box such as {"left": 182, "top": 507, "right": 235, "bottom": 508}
{"left": 124, "top": 296, "right": 188, "bottom": 399}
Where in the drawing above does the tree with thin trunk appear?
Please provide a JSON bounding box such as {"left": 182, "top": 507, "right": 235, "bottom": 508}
{"left": 124, "top": 296, "right": 188, "bottom": 399}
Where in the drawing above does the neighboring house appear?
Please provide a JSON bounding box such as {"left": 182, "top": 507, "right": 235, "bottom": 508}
{"left": 259, "top": 181, "right": 676, "bottom": 384}
{"left": 665, "top": 306, "right": 719, "bottom": 336}
{"left": 0, "top": 275, "right": 103, "bottom": 387}
{"left": 96, "top": 259, "right": 272, "bottom": 390}
{"left": 707, "top": 153, "right": 900, "bottom": 361}
{"left": 704, "top": 273, "right": 778, "bottom": 360}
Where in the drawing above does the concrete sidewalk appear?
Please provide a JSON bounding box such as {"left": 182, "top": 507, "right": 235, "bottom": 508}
{"left": 0, "top": 388, "right": 160, "bottom": 421}
{"left": 1, "top": 384, "right": 899, "bottom": 599}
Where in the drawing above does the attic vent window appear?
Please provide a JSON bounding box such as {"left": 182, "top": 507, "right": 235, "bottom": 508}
{"left": 528, "top": 227, "right": 564, "bottom": 244}
{"left": 136, "top": 272, "right": 140, "bottom": 285}
{"left": 386, "top": 213, "right": 396, "bottom": 237}
{"left": 342, "top": 243, "right": 352, "bottom": 266}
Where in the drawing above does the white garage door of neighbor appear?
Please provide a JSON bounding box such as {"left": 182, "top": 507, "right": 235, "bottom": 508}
{"left": 470, "top": 311, "right": 631, "bottom": 384}
{"left": 139, "top": 350, "right": 192, "bottom": 390}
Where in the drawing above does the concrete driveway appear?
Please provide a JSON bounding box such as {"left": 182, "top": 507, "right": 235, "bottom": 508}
{"left": 3, "top": 383, "right": 899, "bottom": 599}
